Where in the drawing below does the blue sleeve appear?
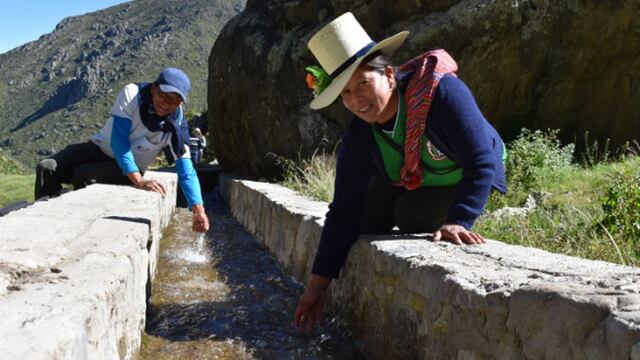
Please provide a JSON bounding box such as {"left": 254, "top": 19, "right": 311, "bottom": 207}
{"left": 110, "top": 116, "right": 139, "bottom": 174}
{"left": 311, "top": 122, "right": 371, "bottom": 279}
{"left": 431, "top": 76, "right": 496, "bottom": 229}
{"left": 175, "top": 157, "right": 203, "bottom": 210}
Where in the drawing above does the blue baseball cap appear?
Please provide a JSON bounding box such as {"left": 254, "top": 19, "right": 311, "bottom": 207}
{"left": 156, "top": 67, "right": 190, "bottom": 103}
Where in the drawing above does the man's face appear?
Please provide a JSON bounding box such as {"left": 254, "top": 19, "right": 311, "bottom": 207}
{"left": 151, "top": 84, "right": 182, "bottom": 116}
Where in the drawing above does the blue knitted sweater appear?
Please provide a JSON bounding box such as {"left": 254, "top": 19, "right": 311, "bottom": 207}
{"left": 312, "top": 74, "right": 507, "bottom": 279}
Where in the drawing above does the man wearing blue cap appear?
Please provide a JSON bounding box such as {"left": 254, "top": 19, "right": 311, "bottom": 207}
{"left": 35, "top": 67, "right": 209, "bottom": 232}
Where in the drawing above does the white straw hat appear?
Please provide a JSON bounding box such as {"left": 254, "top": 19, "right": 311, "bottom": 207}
{"left": 307, "top": 12, "right": 409, "bottom": 109}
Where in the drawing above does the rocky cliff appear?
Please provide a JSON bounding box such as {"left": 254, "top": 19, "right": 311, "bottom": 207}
{"left": 0, "top": 0, "right": 245, "bottom": 168}
{"left": 208, "top": 0, "right": 640, "bottom": 178}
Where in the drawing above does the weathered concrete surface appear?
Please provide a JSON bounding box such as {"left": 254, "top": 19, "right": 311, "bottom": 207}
{"left": 0, "top": 171, "right": 176, "bottom": 359}
{"left": 220, "top": 176, "right": 640, "bottom": 360}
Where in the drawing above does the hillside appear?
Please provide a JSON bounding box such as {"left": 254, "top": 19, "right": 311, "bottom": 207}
{"left": 0, "top": 151, "right": 26, "bottom": 175}
{"left": 0, "top": 0, "right": 245, "bottom": 170}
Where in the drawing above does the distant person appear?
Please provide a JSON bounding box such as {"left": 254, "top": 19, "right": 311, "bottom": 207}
{"left": 294, "top": 13, "right": 506, "bottom": 330}
{"left": 35, "top": 67, "right": 209, "bottom": 232}
{"left": 189, "top": 127, "right": 206, "bottom": 164}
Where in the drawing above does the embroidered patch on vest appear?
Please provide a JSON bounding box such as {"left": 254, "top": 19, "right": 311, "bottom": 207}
{"left": 426, "top": 140, "right": 447, "bottom": 161}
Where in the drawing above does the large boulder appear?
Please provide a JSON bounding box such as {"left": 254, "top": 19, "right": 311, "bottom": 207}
{"left": 208, "top": 0, "right": 640, "bottom": 178}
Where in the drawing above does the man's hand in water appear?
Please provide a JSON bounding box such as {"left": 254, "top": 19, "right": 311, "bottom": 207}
{"left": 192, "top": 204, "right": 209, "bottom": 232}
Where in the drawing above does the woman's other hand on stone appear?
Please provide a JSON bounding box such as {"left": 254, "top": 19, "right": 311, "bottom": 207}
{"left": 433, "top": 223, "right": 485, "bottom": 245}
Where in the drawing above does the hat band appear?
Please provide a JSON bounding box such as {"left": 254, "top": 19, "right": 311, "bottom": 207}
{"left": 329, "top": 41, "right": 377, "bottom": 80}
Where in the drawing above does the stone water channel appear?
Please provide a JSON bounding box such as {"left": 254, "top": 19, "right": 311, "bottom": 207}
{"left": 140, "top": 190, "right": 366, "bottom": 359}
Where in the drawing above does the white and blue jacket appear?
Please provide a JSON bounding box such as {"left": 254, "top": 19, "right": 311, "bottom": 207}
{"left": 91, "top": 83, "right": 203, "bottom": 209}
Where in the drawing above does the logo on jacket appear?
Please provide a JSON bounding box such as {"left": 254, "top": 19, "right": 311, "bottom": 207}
{"left": 426, "top": 140, "right": 447, "bottom": 161}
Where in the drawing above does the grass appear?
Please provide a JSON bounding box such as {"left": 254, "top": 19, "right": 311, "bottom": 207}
{"left": 475, "top": 156, "right": 640, "bottom": 267}
{"left": 272, "top": 150, "right": 336, "bottom": 202}
{"left": 0, "top": 153, "right": 28, "bottom": 175}
{"left": 0, "top": 173, "right": 35, "bottom": 208}
{"left": 278, "top": 129, "right": 640, "bottom": 267}
{"left": 0, "top": 153, "right": 34, "bottom": 208}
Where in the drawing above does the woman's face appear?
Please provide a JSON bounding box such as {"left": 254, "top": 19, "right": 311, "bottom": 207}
{"left": 151, "top": 84, "right": 182, "bottom": 117}
{"left": 341, "top": 65, "right": 397, "bottom": 124}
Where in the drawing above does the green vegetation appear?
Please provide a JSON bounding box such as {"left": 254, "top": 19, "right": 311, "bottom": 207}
{"left": 279, "top": 129, "right": 640, "bottom": 267}
{"left": 493, "top": 129, "right": 573, "bottom": 208}
{"left": 476, "top": 157, "right": 640, "bottom": 266}
{"left": 0, "top": 153, "right": 27, "bottom": 175}
{"left": 0, "top": 153, "right": 34, "bottom": 207}
{"left": 601, "top": 170, "right": 640, "bottom": 257}
{"left": 0, "top": 174, "right": 35, "bottom": 207}
{"left": 272, "top": 151, "right": 336, "bottom": 202}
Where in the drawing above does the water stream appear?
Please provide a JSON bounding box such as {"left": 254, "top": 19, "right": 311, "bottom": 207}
{"left": 140, "top": 190, "right": 366, "bottom": 359}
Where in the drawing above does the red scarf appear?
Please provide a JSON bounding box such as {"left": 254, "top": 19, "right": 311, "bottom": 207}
{"left": 396, "top": 49, "right": 458, "bottom": 190}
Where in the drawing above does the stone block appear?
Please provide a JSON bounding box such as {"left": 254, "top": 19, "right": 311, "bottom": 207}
{"left": 0, "top": 171, "right": 176, "bottom": 359}
{"left": 221, "top": 176, "right": 640, "bottom": 360}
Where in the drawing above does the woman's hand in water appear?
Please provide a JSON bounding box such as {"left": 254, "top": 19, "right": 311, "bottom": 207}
{"left": 294, "top": 274, "right": 331, "bottom": 331}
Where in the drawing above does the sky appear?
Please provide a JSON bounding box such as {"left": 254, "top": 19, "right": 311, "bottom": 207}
{"left": 0, "top": 0, "right": 131, "bottom": 54}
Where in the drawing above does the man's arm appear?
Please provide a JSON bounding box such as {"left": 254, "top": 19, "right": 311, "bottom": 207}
{"left": 176, "top": 157, "right": 208, "bottom": 232}
{"left": 173, "top": 106, "right": 207, "bottom": 232}
{"left": 175, "top": 157, "right": 203, "bottom": 209}
{"left": 111, "top": 115, "right": 166, "bottom": 195}
{"left": 110, "top": 115, "right": 138, "bottom": 174}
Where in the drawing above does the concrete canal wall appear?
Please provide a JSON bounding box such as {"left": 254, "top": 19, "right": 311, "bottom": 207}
{"left": 0, "top": 171, "right": 176, "bottom": 359}
{"left": 220, "top": 176, "right": 640, "bottom": 360}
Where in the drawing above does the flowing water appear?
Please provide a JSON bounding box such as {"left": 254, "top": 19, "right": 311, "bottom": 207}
{"left": 140, "top": 190, "right": 366, "bottom": 360}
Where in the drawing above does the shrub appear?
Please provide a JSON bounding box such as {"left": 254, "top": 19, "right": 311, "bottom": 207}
{"left": 601, "top": 170, "right": 640, "bottom": 254}
{"left": 506, "top": 128, "right": 574, "bottom": 194}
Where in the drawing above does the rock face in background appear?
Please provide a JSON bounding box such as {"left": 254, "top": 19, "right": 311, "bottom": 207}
{"left": 208, "top": 0, "right": 640, "bottom": 178}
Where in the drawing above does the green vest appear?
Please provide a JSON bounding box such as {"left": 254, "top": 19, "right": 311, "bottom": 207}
{"left": 372, "top": 94, "right": 463, "bottom": 187}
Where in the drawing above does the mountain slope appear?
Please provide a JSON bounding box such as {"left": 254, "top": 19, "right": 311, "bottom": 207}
{"left": 0, "top": 0, "right": 245, "bottom": 169}
{"left": 0, "top": 152, "right": 26, "bottom": 175}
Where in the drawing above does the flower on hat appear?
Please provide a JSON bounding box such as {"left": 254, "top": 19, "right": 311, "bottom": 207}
{"left": 304, "top": 65, "right": 331, "bottom": 97}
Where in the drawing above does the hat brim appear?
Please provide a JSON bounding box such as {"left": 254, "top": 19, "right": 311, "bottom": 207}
{"left": 159, "top": 84, "right": 187, "bottom": 103}
{"left": 309, "top": 31, "right": 409, "bottom": 110}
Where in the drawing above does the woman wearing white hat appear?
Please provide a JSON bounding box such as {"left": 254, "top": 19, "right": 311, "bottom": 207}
{"left": 294, "top": 13, "right": 507, "bottom": 331}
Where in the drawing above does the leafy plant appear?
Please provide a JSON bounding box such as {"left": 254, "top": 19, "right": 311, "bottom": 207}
{"left": 601, "top": 170, "right": 640, "bottom": 255}
{"left": 505, "top": 128, "right": 574, "bottom": 194}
